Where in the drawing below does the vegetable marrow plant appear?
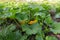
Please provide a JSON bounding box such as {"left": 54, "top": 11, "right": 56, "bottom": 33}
{"left": 0, "top": 2, "right": 60, "bottom": 40}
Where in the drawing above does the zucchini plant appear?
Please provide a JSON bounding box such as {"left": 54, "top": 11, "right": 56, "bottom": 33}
{"left": 0, "top": 2, "right": 60, "bottom": 40}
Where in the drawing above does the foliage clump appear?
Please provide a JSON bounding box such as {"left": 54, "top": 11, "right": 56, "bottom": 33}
{"left": 0, "top": 2, "right": 60, "bottom": 40}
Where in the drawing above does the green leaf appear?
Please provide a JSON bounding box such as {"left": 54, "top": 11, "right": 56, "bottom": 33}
{"left": 36, "top": 35, "right": 43, "bottom": 40}
{"left": 34, "top": 12, "right": 46, "bottom": 19}
{"left": 15, "top": 13, "right": 28, "bottom": 22}
{"left": 36, "top": 32, "right": 44, "bottom": 40}
{"left": 50, "top": 22, "right": 60, "bottom": 34}
{"left": 46, "top": 36, "right": 58, "bottom": 40}
{"left": 22, "top": 23, "right": 41, "bottom": 35}
{"left": 45, "top": 15, "right": 53, "bottom": 24}
{"left": 0, "top": 19, "right": 4, "bottom": 24}
{"left": 55, "top": 13, "right": 60, "bottom": 18}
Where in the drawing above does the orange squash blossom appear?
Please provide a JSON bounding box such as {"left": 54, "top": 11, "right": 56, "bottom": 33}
{"left": 28, "top": 20, "right": 37, "bottom": 24}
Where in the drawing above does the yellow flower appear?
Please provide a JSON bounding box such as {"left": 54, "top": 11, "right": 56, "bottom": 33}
{"left": 28, "top": 20, "right": 37, "bottom": 25}
{"left": 20, "top": 20, "right": 26, "bottom": 24}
